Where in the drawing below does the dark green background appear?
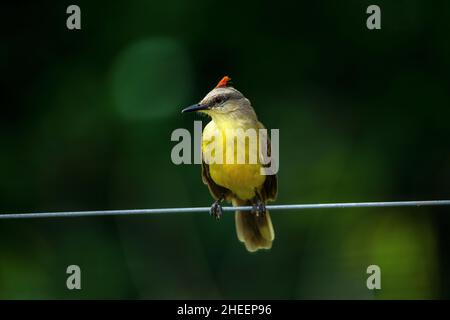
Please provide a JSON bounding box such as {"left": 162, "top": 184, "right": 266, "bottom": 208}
{"left": 1, "top": 0, "right": 449, "bottom": 299}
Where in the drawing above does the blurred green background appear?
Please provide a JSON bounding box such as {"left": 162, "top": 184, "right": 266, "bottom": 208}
{"left": 1, "top": 0, "right": 449, "bottom": 299}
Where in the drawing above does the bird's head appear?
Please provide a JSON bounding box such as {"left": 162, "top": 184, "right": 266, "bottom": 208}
{"left": 182, "top": 76, "right": 256, "bottom": 121}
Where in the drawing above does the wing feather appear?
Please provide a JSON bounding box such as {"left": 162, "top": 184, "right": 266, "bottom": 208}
{"left": 201, "top": 160, "right": 231, "bottom": 200}
{"left": 258, "top": 121, "right": 278, "bottom": 202}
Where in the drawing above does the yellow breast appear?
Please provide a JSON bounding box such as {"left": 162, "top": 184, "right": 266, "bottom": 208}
{"left": 202, "top": 120, "right": 266, "bottom": 200}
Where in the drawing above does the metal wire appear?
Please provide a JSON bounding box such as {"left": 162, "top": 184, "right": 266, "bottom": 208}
{"left": 0, "top": 200, "right": 449, "bottom": 220}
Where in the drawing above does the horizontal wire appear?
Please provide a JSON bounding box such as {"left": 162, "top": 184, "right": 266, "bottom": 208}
{"left": 0, "top": 200, "right": 449, "bottom": 220}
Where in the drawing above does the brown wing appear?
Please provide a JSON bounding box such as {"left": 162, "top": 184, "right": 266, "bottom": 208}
{"left": 262, "top": 174, "right": 278, "bottom": 202}
{"left": 258, "top": 121, "right": 278, "bottom": 202}
{"left": 201, "top": 160, "right": 231, "bottom": 200}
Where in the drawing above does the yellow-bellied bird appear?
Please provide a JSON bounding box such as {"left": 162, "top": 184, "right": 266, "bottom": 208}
{"left": 182, "top": 76, "right": 278, "bottom": 252}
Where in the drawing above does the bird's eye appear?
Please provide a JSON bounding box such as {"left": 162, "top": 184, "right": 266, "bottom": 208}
{"left": 214, "top": 96, "right": 226, "bottom": 105}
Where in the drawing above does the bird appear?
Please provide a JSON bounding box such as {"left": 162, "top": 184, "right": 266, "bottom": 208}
{"left": 182, "top": 76, "right": 278, "bottom": 252}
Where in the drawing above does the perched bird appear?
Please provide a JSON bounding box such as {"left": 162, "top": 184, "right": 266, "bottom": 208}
{"left": 182, "top": 76, "right": 278, "bottom": 252}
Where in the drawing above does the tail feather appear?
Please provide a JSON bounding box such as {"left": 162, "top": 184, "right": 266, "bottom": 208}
{"left": 234, "top": 200, "right": 275, "bottom": 252}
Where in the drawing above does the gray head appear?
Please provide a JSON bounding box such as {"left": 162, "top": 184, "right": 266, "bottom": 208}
{"left": 181, "top": 76, "right": 257, "bottom": 121}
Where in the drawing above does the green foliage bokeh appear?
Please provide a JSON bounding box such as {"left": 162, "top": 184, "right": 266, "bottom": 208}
{"left": 0, "top": 0, "right": 449, "bottom": 299}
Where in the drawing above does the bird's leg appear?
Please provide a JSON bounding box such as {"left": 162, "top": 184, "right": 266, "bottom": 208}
{"left": 252, "top": 189, "right": 266, "bottom": 217}
{"left": 210, "top": 194, "right": 225, "bottom": 220}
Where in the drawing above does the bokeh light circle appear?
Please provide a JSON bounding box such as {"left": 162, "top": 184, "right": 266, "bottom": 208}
{"left": 111, "top": 38, "right": 192, "bottom": 121}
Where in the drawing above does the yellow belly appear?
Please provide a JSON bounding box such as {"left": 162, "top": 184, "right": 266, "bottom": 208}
{"left": 202, "top": 118, "right": 266, "bottom": 200}
{"left": 209, "top": 162, "right": 265, "bottom": 200}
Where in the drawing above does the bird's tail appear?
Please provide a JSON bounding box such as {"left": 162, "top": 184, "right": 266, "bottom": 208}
{"left": 233, "top": 199, "right": 275, "bottom": 252}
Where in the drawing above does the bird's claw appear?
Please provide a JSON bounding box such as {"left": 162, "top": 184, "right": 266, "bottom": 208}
{"left": 252, "top": 201, "right": 266, "bottom": 217}
{"left": 210, "top": 200, "right": 223, "bottom": 220}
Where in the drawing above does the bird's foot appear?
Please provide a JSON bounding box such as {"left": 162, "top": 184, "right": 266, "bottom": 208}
{"left": 210, "top": 200, "right": 223, "bottom": 220}
{"left": 252, "top": 200, "right": 266, "bottom": 217}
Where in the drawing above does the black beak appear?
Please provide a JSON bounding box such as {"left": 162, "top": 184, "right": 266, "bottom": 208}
{"left": 181, "top": 103, "right": 209, "bottom": 113}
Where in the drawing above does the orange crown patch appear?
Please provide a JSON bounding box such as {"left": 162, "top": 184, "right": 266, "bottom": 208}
{"left": 215, "top": 76, "right": 232, "bottom": 88}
